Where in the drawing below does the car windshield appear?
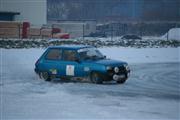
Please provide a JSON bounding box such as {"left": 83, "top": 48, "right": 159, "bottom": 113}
{"left": 78, "top": 48, "right": 104, "bottom": 60}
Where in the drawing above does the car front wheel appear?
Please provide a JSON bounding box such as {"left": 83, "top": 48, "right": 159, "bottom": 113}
{"left": 90, "top": 72, "right": 103, "bottom": 84}
{"left": 39, "top": 72, "right": 51, "bottom": 81}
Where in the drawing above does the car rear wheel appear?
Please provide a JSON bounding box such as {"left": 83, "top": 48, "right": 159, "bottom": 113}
{"left": 39, "top": 72, "right": 51, "bottom": 81}
{"left": 90, "top": 72, "right": 103, "bottom": 84}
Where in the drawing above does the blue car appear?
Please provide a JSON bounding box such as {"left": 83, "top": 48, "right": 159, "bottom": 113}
{"left": 35, "top": 45, "right": 130, "bottom": 84}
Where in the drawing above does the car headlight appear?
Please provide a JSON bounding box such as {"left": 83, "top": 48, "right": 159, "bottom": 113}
{"left": 106, "top": 66, "right": 112, "bottom": 70}
{"left": 126, "top": 66, "right": 130, "bottom": 71}
{"left": 114, "top": 67, "right": 119, "bottom": 73}
{"left": 124, "top": 64, "right": 130, "bottom": 71}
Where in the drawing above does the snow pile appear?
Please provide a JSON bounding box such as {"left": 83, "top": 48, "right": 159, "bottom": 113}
{"left": 1, "top": 38, "right": 180, "bottom": 48}
{"left": 162, "top": 28, "right": 180, "bottom": 41}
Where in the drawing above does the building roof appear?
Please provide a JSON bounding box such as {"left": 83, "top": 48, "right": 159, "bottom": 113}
{"left": 0, "top": 11, "right": 20, "bottom": 15}
{"left": 0, "top": 11, "right": 20, "bottom": 21}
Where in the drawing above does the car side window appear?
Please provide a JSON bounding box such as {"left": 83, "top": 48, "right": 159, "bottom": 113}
{"left": 63, "top": 50, "right": 77, "bottom": 61}
{"left": 46, "top": 49, "right": 62, "bottom": 60}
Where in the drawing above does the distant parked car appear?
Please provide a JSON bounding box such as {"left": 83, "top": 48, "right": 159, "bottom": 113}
{"left": 35, "top": 45, "right": 130, "bottom": 84}
{"left": 122, "top": 34, "right": 142, "bottom": 40}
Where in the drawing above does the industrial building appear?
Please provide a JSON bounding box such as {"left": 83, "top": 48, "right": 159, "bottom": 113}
{"left": 0, "top": 0, "right": 47, "bottom": 25}
{"left": 0, "top": 0, "right": 97, "bottom": 38}
{"left": 51, "top": 20, "right": 96, "bottom": 38}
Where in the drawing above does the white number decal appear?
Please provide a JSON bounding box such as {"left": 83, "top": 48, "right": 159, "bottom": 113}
{"left": 66, "top": 65, "right": 75, "bottom": 76}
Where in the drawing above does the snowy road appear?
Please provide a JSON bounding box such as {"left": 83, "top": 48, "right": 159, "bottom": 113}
{"left": 1, "top": 48, "right": 180, "bottom": 119}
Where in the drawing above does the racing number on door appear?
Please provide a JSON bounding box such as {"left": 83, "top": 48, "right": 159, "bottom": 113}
{"left": 66, "top": 65, "right": 75, "bottom": 76}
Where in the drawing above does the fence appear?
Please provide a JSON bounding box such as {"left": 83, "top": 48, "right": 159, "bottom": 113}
{"left": 97, "top": 22, "right": 180, "bottom": 37}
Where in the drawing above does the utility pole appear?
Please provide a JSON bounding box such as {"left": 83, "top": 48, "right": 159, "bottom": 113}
{"left": 110, "top": 8, "right": 113, "bottom": 41}
{"left": 83, "top": 23, "right": 85, "bottom": 41}
{"left": 111, "top": 23, "right": 113, "bottom": 41}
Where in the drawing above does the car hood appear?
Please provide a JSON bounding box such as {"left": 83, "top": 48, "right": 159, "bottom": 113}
{"left": 93, "top": 59, "right": 127, "bottom": 66}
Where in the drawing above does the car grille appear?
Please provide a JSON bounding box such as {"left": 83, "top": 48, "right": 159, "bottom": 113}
{"left": 119, "top": 66, "right": 126, "bottom": 73}
{"left": 107, "top": 66, "right": 127, "bottom": 76}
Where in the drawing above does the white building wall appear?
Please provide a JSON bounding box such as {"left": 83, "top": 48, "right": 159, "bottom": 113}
{"left": 0, "top": 0, "right": 47, "bottom": 25}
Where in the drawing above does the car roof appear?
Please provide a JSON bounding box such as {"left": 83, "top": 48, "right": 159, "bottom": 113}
{"left": 48, "top": 45, "right": 93, "bottom": 50}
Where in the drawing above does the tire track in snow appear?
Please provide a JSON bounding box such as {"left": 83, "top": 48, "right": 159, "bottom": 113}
{"left": 119, "top": 63, "right": 180, "bottom": 100}
{"left": 60, "top": 63, "right": 180, "bottom": 100}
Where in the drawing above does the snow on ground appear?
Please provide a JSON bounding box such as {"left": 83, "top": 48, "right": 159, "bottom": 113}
{"left": 1, "top": 47, "right": 180, "bottom": 119}
{"left": 1, "top": 47, "right": 179, "bottom": 65}
{"left": 100, "top": 47, "right": 180, "bottom": 64}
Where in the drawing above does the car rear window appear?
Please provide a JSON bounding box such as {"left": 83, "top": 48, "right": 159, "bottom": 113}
{"left": 46, "top": 49, "right": 62, "bottom": 60}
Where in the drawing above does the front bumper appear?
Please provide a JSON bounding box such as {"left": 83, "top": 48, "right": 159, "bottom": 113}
{"left": 112, "top": 71, "right": 130, "bottom": 81}
{"left": 106, "top": 66, "right": 130, "bottom": 81}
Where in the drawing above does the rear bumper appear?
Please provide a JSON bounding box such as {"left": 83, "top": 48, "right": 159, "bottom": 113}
{"left": 34, "top": 68, "right": 39, "bottom": 74}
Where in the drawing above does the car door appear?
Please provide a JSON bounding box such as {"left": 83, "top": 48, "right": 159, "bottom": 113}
{"left": 61, "top": 49, "right": 84, "bottom": 77}
{"left": 42, "top": 48, "right": 63, "bottom": 76}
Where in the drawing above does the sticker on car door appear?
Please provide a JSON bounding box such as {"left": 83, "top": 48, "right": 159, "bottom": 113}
{"left": 49, "top": 69, "right": 57, "bottom": 74}
{"left": 66, "top": 65, "right": 75, "bottom": 76}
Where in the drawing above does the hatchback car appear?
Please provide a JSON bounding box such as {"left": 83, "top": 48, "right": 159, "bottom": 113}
{"left": 35, "top": 45, "right": 130, "bottom": 84}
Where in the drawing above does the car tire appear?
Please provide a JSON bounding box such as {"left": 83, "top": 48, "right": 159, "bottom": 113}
{"left": 39, "top": 72, "right": 51, "bottom": 81}
{"left": 117, "top": 78, "right": 126, "bottom": 84}
{"left": 90, "top": 72, "right": 103, "bottom": 84}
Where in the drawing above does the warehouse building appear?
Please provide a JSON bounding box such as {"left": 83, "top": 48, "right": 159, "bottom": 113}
{"left": 0, "top": 0, "right": 47, "bottom": 25}
{"left": 51, "top": 20, "right": 97, "bottom": 38}
{"left": 0, "top": 0, "right": 96, "bottom": 38}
